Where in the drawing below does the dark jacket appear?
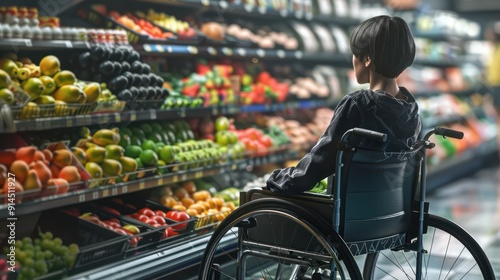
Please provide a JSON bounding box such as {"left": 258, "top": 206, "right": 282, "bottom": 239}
{"left": 266, "top": 87, "right": 421, "bottom": 194}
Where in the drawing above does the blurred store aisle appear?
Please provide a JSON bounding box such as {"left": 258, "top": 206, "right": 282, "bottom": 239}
{"left": 427, "top": 164, "right": 500, "bottom": 278}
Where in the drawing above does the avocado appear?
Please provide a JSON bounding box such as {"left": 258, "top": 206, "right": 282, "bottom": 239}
{"left": 108, "top": 76, "right": 128, "bottom": 92}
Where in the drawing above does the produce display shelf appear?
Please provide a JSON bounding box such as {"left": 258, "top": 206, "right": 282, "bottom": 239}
{"left": 1, "top": 100, "right": 328, "bottom": 133}
{"left": 414, "top": 88, "right": 478, "bottom": 98}
{"left": 0, "top": 38, "right": 94, "bottom": 51}
{"left": 0, "top": 150, "right": 296, "bottom": 219}
{"left": 136, "top": 43, "right": 351, "bottom": 63}
{"left": 137, "top": 0, "right": 359, "bottom": 26}
{"left": 413, "top": 31, "right": 479, "bottom": 41}
{"left": 65, "top": 230, "right": 228, "bottom": 280}
{"left": 426, "top": 137, "right": 498, "bottom": 191}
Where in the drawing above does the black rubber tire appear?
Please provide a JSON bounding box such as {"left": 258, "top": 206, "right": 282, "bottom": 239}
{"left": 199, "top": 197, "right": 362, "bottom": 280}
{"left": 363, "top": 214, "right": 496, "bottom": 279}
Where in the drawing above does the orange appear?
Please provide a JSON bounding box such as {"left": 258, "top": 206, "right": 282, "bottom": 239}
{"left": 31, "top": 160, "right": 52, "bottom": 185}
{"left": 24, "top": 169, "right": 42, "bottom": 190}
{"left": 16, "top": 146, "right": 36, "bottom": 165}
{"left": 9, "top": 160, "right": 29, "bottom": 183}
{"left": 58, "top": 166, "right": 81, "bottom": 183}
{"left": 0, "top": 150, "right": 16, "bottom": 167}
{"left": 52, "top": 149, "right": 73, "bottom": 168}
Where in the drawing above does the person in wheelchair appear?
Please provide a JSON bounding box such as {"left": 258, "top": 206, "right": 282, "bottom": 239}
{"left": 267, "top": 15, "right": 421, "bottom": 194}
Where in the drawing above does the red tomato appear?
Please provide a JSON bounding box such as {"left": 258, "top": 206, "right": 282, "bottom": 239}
{"left": 153, "top": 216, "right": 166, "bottom": 225}
{"left": 138, "top": 208, "right": 155, "bottom": 218}
{"left": 154, "top": 210, "right": 166, "bottom": 217}
{"left": 138, "top": 215, "right": 149, "bottom": 223}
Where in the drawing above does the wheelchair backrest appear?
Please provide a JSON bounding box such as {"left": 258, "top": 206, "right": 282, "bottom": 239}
{"left": 335, "top": 148, "right": 421, "bottom": 243}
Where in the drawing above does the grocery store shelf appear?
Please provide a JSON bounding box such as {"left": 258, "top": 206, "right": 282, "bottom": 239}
{"left": 427, "top": 137, "right": 498, "bottom": 192}
{"left": 65, "top": 231, "right": 231, "bottom": 280}
{"left": 0, "top": 150, "right": 296, "bottom": 219}
{"left": 0, "top": 38, "right": 94, "bottom": 51}
{"left": 135, "top": 43, "right": 352, "bottom": 64}
{"left": 136, "top": 0, "right": 359, "bottom": 26}
{"left": 2, "top": 99, "right": 328, "bottom": 133}
{"left": 414, "top": 88, "right": 478, "bottom": 98}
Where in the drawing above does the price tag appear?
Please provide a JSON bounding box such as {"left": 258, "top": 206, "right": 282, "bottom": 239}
{"left": 201, "top": 0, "right": 210, "bottom": 6}
{"left": 244, "top": 4, "right": 253, "bottom": 12}
{"left": 167, "top": 46, "right": 173, "bottom": 53}
{"left": 122, "top": 185, "right": 128, "bottom": 193}
{"left": 277, "top": 50, "right": 286, "bottom": 58}
{"left": 258, "top": 6, "right": 266, "bottom": 14}
{"left": 207, "top": 47, "right": 217, "bottom": 56}
{"left": 211, "top": 107, "right": 218, "bottom": 115}
{"left": 66, "top": 118, "right": 73, "bottom": 127}
{"left": 256, "top": 49, "right": 265, "bottom": 57}
{"left": 219, "top": 1, "right": 228, "bottom": 9}
{"left": 181, "top": 174, "right": 187, "bottom": 181}
{"left": 139, "top": 182, "right": 145, "bottom": 190}
{"left": 150, "top": 109, "right": 157, "bottom": 119}
{"left": 236, "top": 48, "right": 246, "bottom": 56}
{"left": 187, "top": 46, "right": 199, "bottom": 55}
{"left": 143, "top": 44, "right": 152, "bottom": 52}
{"left": 35, "top": 119, "right": 43, "bottom": 130}
{"left": 195, "top": 171, "right": 203, "bottom": 178}
{"left": 102, "top": 189, "right": 109, "bottom": 197}
{"left": 111, "top": 188, "right": 118, "bottom": 196}
{"left": 156, "top": 45, "right": 165, "bottom": 53}
{"left": 173, "top": 175, "right": 179, "bottom": 183}
{"left": 25, "top": 39, "right": 32, "bottom": 47}
{"left": 294, "top": 51, "right": 303, "bottom": 59}
{"left": 222, "top": 47, "right": 233, "bottom": 56}
{"left": 92, "top": 191, "right": 99, "bottom": 200}
{"left": 157, "top": 178, "right": 163, "bottom": 186}
{"left": 65, "top": 41, "right": 73, "bottom": 48}
{"left": 101, "top": 115, "right": 110, "bottom": 124}
{"left": 79, "top": 194, "right": 85, "bottom": 203}
{"left": 130, "top": 112, "right": 137, "bottom": 121}
{"left": 179, "top": 108, "right": 186, "bottom": 118}
{"left": 114, "top": 113, "right": 121, "bottom": 123}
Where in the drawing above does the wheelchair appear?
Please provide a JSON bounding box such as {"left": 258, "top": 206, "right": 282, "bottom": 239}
{"left": 199, "top": 127, "right": 496, "bottom": 279}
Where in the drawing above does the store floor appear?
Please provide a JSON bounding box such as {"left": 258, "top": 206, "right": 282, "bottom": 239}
{"left": 353, "top": 162, "right": 500, "bottom": 279}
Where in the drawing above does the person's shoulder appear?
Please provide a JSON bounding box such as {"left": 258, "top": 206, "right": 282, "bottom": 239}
{"left": 341, "top": 89, "right": 373, "bottom": 104}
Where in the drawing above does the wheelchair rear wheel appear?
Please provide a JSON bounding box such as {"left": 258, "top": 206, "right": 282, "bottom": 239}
{"left": 363, "top": 214, "right": 495, "bottom": 279}
{"left": 199, "top": 198, "right": 362, "bottom": 280}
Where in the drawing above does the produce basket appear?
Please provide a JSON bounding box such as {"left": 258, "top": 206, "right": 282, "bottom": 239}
{"left": 67, "top": 204, "right": 163, "bottom": 258}
{"left": 98, "top": 198, "right": 197, "bottom": 247}
{"left": 0, "top": 209, "right": 128, "bottom": 279}
{"left": 91, "top": 100, "right": 126, "bottom": 113}
{"left": 11, "top": 102, "right": 96, "bottom": 120}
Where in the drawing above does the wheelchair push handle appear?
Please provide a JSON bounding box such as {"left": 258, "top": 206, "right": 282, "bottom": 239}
{"left": 434, "top": 127, "right": 464, "bottom": 139}
{"left": 342, "top": 128, "right": 388, "bottom": 143}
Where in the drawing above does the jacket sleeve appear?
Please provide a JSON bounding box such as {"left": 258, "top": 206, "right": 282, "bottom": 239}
{"left": 266, "top": 96, "right": 362, "bottom": 194}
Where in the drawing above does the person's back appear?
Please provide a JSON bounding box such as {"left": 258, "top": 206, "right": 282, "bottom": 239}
{"left": 266, "top": 15, "right": 421, "bottom": 194}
